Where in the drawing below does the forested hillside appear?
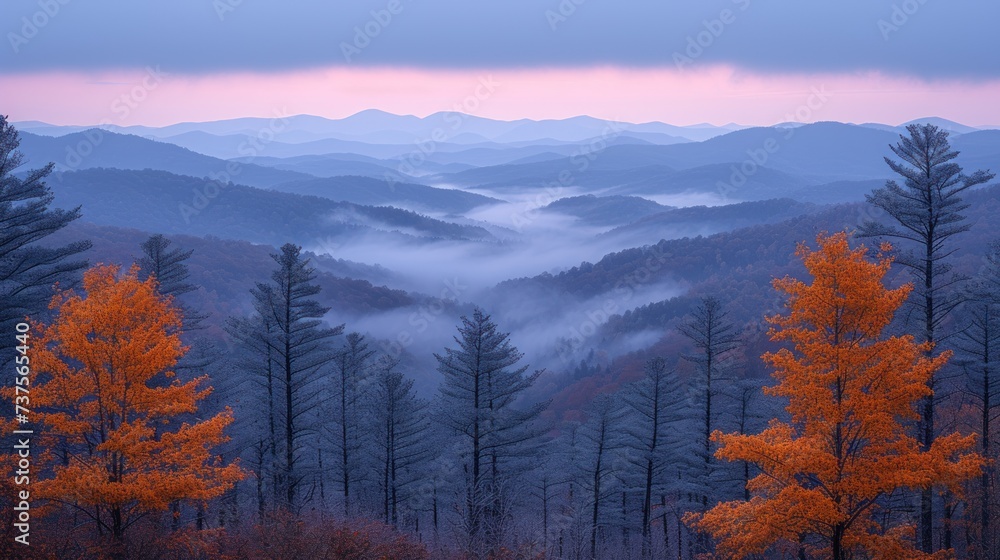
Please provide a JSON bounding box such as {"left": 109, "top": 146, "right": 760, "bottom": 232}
{"left": 5, "top": 113, "right": 1000, "bottom": 560}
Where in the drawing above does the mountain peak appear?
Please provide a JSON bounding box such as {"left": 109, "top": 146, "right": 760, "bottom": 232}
{"left": 900, "top": 117, "right": 978, "bottom": 134}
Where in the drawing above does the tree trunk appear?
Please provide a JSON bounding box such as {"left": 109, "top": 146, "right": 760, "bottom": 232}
{"left": 642, "top": 458, "right": 653, "bottom": 548}
{"left": 285, "top": 346, "right": 294, "bottom": 508}
{"left": 920, "top": 226, "right": 936, "bottom": 553}
{"left": 591, "top": 441, "right": 604, "bottom": 560}
{"left": 832, "top": 522, "right": 844, "bottom": 560}
{"left": 341, "top": 357, "right": 350, "bottom": 518}
{"left": 982, "top": 310, "right": 992, "bottom": 560}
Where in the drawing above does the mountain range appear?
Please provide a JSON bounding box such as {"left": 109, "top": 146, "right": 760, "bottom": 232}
{"left": 14, "top": 110, "right": 1000, "bottom": 404}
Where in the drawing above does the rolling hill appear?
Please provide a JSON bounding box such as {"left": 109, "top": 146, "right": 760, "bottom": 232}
{"left": 48, "top": 168, "right": 497, "bottom": 247}
{"left": 540, "top": 195, "right": 672, "bottom": 226}
{"left": 269, "top": 175, "right": 501, "bottom": 214}
{"left": 19, "top": 129, "right": 314, "bottom": 188}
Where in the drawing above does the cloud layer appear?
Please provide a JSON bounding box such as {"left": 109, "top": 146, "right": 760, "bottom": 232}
{"left": 2, "top": 0, "right": 998, "bottom": 80}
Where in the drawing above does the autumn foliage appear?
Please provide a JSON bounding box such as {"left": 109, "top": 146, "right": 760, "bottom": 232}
{"left": 29, "top": 264, "right": 243, "bottom": 544}
{"left": 688, "top": 232, "right": 983, "bottom": 559}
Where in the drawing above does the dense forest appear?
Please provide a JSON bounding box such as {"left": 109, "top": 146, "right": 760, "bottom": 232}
{"left": 3, "top": 114, "right": 1000, "bottom": 560}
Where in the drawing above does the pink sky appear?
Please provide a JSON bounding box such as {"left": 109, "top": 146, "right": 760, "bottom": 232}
{"left": 3, "top": 66, "right": 999, "bottom": 127}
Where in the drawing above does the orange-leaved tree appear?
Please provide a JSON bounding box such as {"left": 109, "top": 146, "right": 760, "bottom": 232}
{"left": 687, "top": 232, "right": 983, "bottom": 560}
{"left": 30, "top": 264, "right": 243, "bottom": 545}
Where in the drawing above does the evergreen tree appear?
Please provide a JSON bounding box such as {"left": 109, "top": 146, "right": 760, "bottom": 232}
{"left": 138, "top": 233, "right": 207, "bottom": 331}
{"left": 229, "top": 243, "right": 343, "bottom": 509}
{"left": 679, "top": 296, "right": 741, "bottom": 467}
{"left": 435, "top": 308, "right": 546, "bottom": 556}
{"left": 621, "top": 357, "right": 688, "bottom": 557}
{"left": 226, "top": 294, "right": 282, "bottom": 516}
{"left": 330, "top": 332, "right": 375, "bottom": 517}
{"left": 0, "top": 115, "right": 90, "bottom": 338}
{"left": 575, "top": 394, "right": 626, "bottom": 560}
{"left": 137, "top": 233, "right": 216, "bottom": 526}
{"left": 526, "top": 450, "right": 573, "bottom": 557}
{"left": 955, "top": 241, "right": 1000, "bottom": 558}
{"left": 367, "top": 356, "right": 431, "bottom": 526}
{"left": 859, "top": 123, "right": 994, "bottom": 551}
{"left": 718, "top": 377, "right": 769, "bottom": 501}
{"left": 678, "top": 295, "right": 741, "bottom": 543}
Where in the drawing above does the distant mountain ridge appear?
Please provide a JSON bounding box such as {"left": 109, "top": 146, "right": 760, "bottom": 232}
{"left": 48, "top": 168, "right": 497, "bottom": 247}
{"left": 16, "top": 111, "right": 998, "bottom": 152}
{"left": 18, "top": 121, "right": 999, "bottom": 212}
{"left": 18, "top": 129, "right": 314, "bottom": 188}
{"left": 14, "top": 109, "right": 728, "bottom": 146}
{"left": 431, "top": 122, "right": 1000, "bottom": 203}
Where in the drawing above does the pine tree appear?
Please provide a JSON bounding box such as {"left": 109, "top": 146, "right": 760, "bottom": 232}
{"left": 0, "top": 115, "right": 90, "bottom": 339}
{"left": 137, "top": 233, "right": 207, "bottom": 332}
{"left": 526, "top": 451, "right": 573, "bottom": 557}
{"left": 719, "top": 377, "right": 769, "bottom": 502}
{"left": 226, "top": 295, "right": 282, "bottom": 516}
{"left": 678, "top": 295, "right": 741, "bottom": 555}
{"left": 137, "top": 233, "right": 220, "bottom": 526}
{"left": 859, "top": 123, "right": 995, "bottom": 551}
{"left": 367, "top": 356, "right": 431, "bottom": 526}
{"left": 955, "top": 240, "right": 1000, "bottom": 558}
{"left": 575, "top": 394, "right": 625, "bottom": 560}
{"left": 688, "top": 232, "right": 983, "bottom": 560}
{"left": 621, "top": 357, "right": 689, "bottom": 557}
{"left": 435, "top": 308, "right": 547, "bottom": 556}
{"left": 330, "top": 331, "right": 375, "bottom": 517}
{"left": 229, "top": 243, "right": 343, "bottom": 509}
{"left": 678, "top": 296, "right": 741, "bottom": 471}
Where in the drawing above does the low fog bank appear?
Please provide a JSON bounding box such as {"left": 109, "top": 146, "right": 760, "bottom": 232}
{"left": 326, "top": 270, "right": 684, "bottom": 397}
{"left": 308, "top": 188, "right": 727, "bottom": 295}
{"left": 303, "top": 187, "right": 748, "bottom": 393}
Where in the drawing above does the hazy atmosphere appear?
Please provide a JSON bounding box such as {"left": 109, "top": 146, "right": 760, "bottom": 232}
{"left": 2, "top": 2, "right": 999, "bottom": 559}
